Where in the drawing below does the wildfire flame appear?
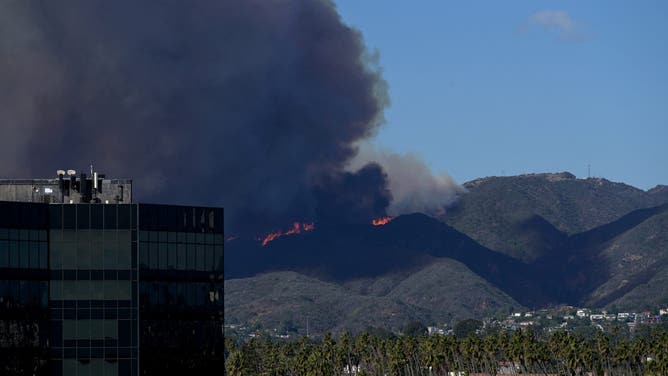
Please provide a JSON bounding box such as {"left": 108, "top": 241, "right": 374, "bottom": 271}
{"left": 371, "top": 216, "right": 393, "bottom": 226}
{"left": 259, "top": 222, "right": 315, "bottom": 246}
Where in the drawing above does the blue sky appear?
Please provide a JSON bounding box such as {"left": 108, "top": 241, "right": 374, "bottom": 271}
{"left": 334, "top": 1, "right": 667, "bottom": 189}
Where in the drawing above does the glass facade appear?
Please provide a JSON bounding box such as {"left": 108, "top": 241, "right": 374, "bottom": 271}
{"left": 48, "top": 204, "right": 138, "bottom": 376}
{"left": 0, "top": 201, "right": 224, "bottom": 376}
{"left": 0, "top": 202, "right": 50, "bottom": 373}
{"left": 136, "top": 205, "right": 224, "bottom": 373}
{"left": 0, "top": 228, "right": 49, "bottom": 306}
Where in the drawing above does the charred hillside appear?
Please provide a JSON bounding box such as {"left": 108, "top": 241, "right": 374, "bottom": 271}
{"left": 225, "top": 214, "right": 549, "bottom": 307}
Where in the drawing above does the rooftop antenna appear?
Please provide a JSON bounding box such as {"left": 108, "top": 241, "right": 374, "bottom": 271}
{"left": 588, "top": 164, "right": 591, "bottom": 179}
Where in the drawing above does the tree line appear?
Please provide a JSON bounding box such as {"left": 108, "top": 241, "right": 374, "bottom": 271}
{"left": 225, "top": 326, "right": 668, "bottom": 375}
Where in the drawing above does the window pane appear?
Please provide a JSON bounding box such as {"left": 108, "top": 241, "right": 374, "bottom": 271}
{"left": 76, "top": 280, "right": 91, "bottom": 299}
{"left": 62, "top": 230, "right": 77, "bottom": 243}
{"left": 77, "top": 319, "right": 91, "bottom": 339}
{"left": 118, "top": 281, "right": 131, "bottom": 300}
{"left": 39, "top": 281, "right": 48, "bottom": 306}
{"left": 167, "top": 244, "right": 176, "bottom": 269}
{"left": 103, "top": 280, "right": 116, "bottom": 300}
{"left": 90, "top": 281, "right": 104, "bottom": 300}
{"left": 158, "top": 244, "right": 167, "bottom": 270}
{"left": 49, "top": 205, "right": 62, "bottom": 228}
{"left": 104, "top": 205, "right": 117, "bottom": 229}
{"left": 0, "top": 240, "right": 8, "bottom": 268}
{"left": 63, "top": 320, "right": 76, "bottom": 340}
{"left": 91, "top": 204, "right": 103, "bottom": 229}
{"left": 104, "top": 361, "right": 118, "bottom": 376}
{"left": 187, "top": 245, "right": 195, "bottom": 270}
{"left": 118, "top": 320, "right": 130, "bottom": 347}
{"left": 176, "top": 244, "right": 186, "bottom": 270}
{"left": 89, "top": 359, "right": 104, "bottom": 376}
{"left": 60, "top": 243, "right": 76, "bottom": 269}
{"left": 118, "top": 244, "right": 131, "bottom": 270}
{"left": 104, "top": 243, "right": 117, "bottom": 270}
{"left": 118, "top": 204, "right": 132, "bottom": 228}
{"left": 103, "top": 281, "right": 131, "bottom": 300}
{"left": 90, "top": 320, "right": 104, "bottom": 338}
{"left": 118, "top": 230, "right": 131, "bottom": 247}
{"left": 104, "top": 320, "right": 118, "bottom": 339}
{"left": 77, "top": 232, "right": 91, "bottom": 270}
{"left": 149, "top": 243, "right": 158, "bottom": 269}
{"left": 39, "top": 243, "right": 47, "bottom": 269}
{"left": 90, "top": 243, "right": 103, "bottom": 269}
{"left": 139, "top": 243, "right": 148, "bottom": 268}
{"left": 19, "top": 242, "right": 29, "bottom": 268}
{"left": 205, "top": 245, "right": 214, "bottom": 271}
{"left": 9, "top": 241, "right": 19, "bottom": 268}
{"left": 50, "top": 280, "right": 62, "bottom": 300}
{"left": 196, "top": 245, "right": 205, "bottom": 271}
{"left": 62, "top": 281, "right": 77, "bottom": 300}
{"left": 215, "top": 245, "right": 223, "bottom": 271}
{"left": 63, "top": 360, "right": 77, "bottom": 376}
{"left": 29, "top": 242, "right": 39, "bottom": 269}
{"left": 77, "top": 204, "right": 90, "bottom": 229}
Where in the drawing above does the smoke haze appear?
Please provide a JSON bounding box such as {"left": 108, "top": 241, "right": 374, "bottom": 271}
{"left": 0, "top": 0, "right": 392, "bottom": 235}
{"left": 349, "top": 146, "right": 465, "bottom": 216}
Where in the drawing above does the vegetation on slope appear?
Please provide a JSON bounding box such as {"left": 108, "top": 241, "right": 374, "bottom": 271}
{"left": 224, "top": 258, "right": 521, "bottom": 334}
{"left": 443, "top": 172, "right": 667, "bottom": 261}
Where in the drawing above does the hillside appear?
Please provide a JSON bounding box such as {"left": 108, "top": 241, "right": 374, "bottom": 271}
{"left": 224, "top": 173, "right": 668, "bottom": 333}
{"left": 225, "top": 213, "right": 547, "bottom": 306}
{"left": 224, "top": 258, "right": 522, "bottom": 334}
{"left": 585, "top": 208, "right": 668, "bottom": 309}
{"left": 530, "top": 203, "right": 668, "bottom": 306}
{"left": 442, "top": 172, "right": 668, "bottom": 261}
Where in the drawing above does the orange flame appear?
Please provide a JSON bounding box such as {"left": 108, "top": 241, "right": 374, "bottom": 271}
{"left": 259, "top": 222, "right": 315, "bottom": 246}
{"left": 372, "top": 216, "right": 393, "bottom": 226}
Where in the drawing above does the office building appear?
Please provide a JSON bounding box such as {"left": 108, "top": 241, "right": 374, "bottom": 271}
{"left": 0, "top": 171, "right": 224, "bottom": 376}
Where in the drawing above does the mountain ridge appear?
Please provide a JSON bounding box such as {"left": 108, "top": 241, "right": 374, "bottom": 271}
{"left": 224, "top": 172, "right": 668, "bottom": 332}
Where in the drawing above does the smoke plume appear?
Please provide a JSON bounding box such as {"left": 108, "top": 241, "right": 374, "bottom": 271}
{"left": 0, "top": 0, "right": 391, "bottom": 235}
{"left": 349, "top": 146, "right": 465, "bottom": 216}
{"left": 314, "top": 163, "right": 392, "bottom": 226}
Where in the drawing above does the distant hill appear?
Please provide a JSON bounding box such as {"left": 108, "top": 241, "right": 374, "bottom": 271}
{"left": 442, "top": 172, "right": 668, "bottom": 261}
{"left": 224, "top": 172, "right": 668, "bottom": 333}
{"left": 582, "top": 207, "right": 668, "bottom": 310}
{"left": 224, "top": 258, "right": 522, "bottom": 334}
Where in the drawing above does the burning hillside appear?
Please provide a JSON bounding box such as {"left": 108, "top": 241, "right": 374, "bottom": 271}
{"left": 259, "top": 222, "right": 315, "bottom": 247}
{"left": 372, "top": 216, "right": 393, "bottom": 226}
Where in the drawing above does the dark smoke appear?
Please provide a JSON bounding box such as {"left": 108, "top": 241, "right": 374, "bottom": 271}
{"left": 314, "top": 163, "right": 391, "bottom": 226}
{"left": 0, "top": 0, "right": 389, "bottom": 235}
